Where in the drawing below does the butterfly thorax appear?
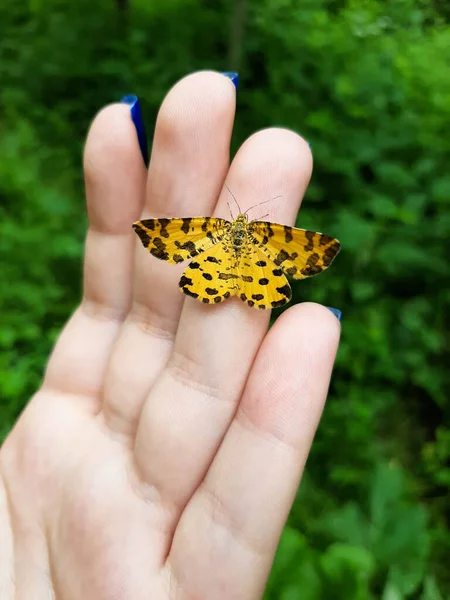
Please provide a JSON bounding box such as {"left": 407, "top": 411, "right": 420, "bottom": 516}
{"left": 227, "top": 214, "right": 250, "bottom": 255}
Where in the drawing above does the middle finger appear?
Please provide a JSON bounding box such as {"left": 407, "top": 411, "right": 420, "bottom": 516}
{"left": 135, "top": 127, "right": 312, "bottom": 515}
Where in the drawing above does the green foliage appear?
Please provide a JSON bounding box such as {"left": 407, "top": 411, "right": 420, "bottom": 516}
{"left": 1, "top": 0, "right": 449, "bottom": 596}
{"left": 266, "top": 465, "right": 430, "bottom": 599}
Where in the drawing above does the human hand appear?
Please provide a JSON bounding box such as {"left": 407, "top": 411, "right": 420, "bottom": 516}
{"left": 0, "top": 71, "right": 340, "bottom": 599}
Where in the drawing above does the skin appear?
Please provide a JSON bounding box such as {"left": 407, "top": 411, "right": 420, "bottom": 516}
{"left": 0, "top": 71, "right": 340, "bottom": 600}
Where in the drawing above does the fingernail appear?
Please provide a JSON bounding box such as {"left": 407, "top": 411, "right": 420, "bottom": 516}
{"left": 327, "top": 307, "right": 342, "bottom": 321}
{"left": 221, "top": 72, "right": 239, "bottom": 91}
{"left": 121, "top": 94, "right": 148, "bottom": 166}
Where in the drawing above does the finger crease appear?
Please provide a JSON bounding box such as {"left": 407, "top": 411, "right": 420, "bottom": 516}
{"left": 126, "top": 453, "right": 179, "bottom": 539}
{"left": 236, "top": 404, "right": 300, "bottom": 454}
{"left": 88, "top": 224, "right": 135, "bottom": 237}
{"left": 199, "top": 480, "right": 271, "bottom": 560}
{"left": 82, "top": 298, "right": 129, "bottom": 325}
{"left": 166, "top": 352, "right": 222, "bottom": 404}
{"left": 129, "top": 301, "right": 178, "bottom": 342}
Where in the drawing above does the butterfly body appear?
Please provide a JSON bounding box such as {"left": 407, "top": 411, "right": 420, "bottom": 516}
{"left": 133, "top": 213, "right": 340, "bottom": 309}
{"left": 228, "top": 213, "right": 249, "bottom": 252}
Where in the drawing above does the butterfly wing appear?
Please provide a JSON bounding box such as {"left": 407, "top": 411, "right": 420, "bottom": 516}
{"left": 179, "top": 241, "right": 240, "bottom": 304}
{"left": 248, "top": 222, "right": 340, "bottom": 279}
{"left": 133, "top": 217, "right": 229, "bottom": 264}
{"left": 236, "top": 244, "right": 292, "bottom": 309}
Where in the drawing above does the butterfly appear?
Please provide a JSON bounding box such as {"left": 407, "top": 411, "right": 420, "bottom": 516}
{"left": 133, "top": 192, "right": 340, "bottom": 309}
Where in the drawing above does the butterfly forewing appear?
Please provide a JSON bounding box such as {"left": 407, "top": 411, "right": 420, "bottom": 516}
{"left": 249, "top": 222, "right": 340, "bottom": 279}
{"left": 133, "top": 217, "right": 229, "bottom": 264}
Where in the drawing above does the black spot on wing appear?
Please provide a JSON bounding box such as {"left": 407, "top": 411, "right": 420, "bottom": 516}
{"left": 151, "top": 237, "right": 169, "bottom": 261}
{"left": 272, "top": 268, "right": 283, "bottom": 276}
{"left": 304, "top": 230, "right": 315, "bottom": 252}
{"left": 241, "top": 275, "right": 253, "bottom": 282}
{"left": 271, "top": 298, "right": 287, "bottom": 308}
{"left": 274, "top": 249, "right": 290, "bottom": 266}
{"left": 181, "top": 218, "right": 192, "bottom": 234}
{"left": 284, "top": 226, "right": 293, "bottom": 243}
{"left": 179, "top": 275, "right": 193, "bottom": 288}
{"left": 247, "top": 300, "right": 255, "bottom": 307}
{"left": 259, "top": 278, "right": 269, "bottom": 285}
{"left": 151, "top": 249, "right": 170, "bottom": 261}
{"left": 202, "top": 273, "right": 213, "bottom": 281}
{"left": 252, "top": 294, "right": 264, "bottom": 301}
{"left": 178, "top": 240, "right": 198, "bottom": 257}
{"left": 301, "top": 264, "right": 322, "bottom": 276}
{"left": 182, "top": 288, "right": 199, "bottom": 299}
{"left": 133, "top": 223, "right": 150, "bottom": 247}
{"left": 189, "top": 261, "right": 200, "bottom": 269}
{"left": 205, "top": 287, "right": 218, "bottom": 296}
{"left": 255, "top": 260, "right": 267, "bottom": 267}
{"left": 139, "top": 219, "right": 156, "bottom": 231}
{"left": 319, "top": 234, "right": 333, "bottom": 246}
{"left": 173, "top": 254, "right": 184, "bottom": 263}
{"left": 276, "top": 284, "right": 292, "bottom": 299}
{"left": 206, "top": 255, "right": 220, "bottom": 264}
{"left": 322, "top": 241, "right": 340, "bottom": 266}
{"left": 301, "top": 252, "right": 322, "bottom": 277}
{"left": 158, "top": 218, "right": 171, "bottom": 238}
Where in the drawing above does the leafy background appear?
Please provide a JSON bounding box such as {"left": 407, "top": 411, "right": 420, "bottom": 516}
{"left": 1, "top": 0, "right": 449, "bottom": 597}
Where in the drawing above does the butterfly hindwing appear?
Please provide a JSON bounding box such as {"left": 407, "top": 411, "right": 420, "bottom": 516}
{"left": 133, "top": 217, "right": 229, "bottom": 264}
{"left": 249, "top": 222, "right": 340, "bottom": 279}
{"left": 179, "top": 241, "right": 239, "bottom": 304}
{"left": 237, "top": 245, "right": 292, "bottom": 309}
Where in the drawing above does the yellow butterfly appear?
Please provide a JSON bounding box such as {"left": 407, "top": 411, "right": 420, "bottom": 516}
{"left": 133, "top": 203, "right": 340, "bottom": 309}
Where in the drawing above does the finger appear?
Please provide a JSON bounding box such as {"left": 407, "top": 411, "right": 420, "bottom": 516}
{"left": 165, "top": 303, "right": 340, "bottom": 598}
{"left": 102, "top": 72, "right": 236, "bottom": 436}
{"left": 135, "top": 129, "right": 313, "bottom": 514}
{"left": 44, "top": 104, "right": 146, "bottom": 404}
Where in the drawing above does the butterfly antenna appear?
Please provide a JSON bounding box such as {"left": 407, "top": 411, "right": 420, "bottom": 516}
{"left": 244, "top": 194, "right": 283, "bottom": 216}
{"left": 227, "top": 201, "right": 234, "bottom": 220}
{"left": 253, "top": 212, "right": 270, "bottom": 221}
{"left": 225, "top": 183, "right": 242, "bottom": 214}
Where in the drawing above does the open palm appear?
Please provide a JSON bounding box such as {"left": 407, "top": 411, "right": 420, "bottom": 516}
{"left": 0, "top": 72, "right": 340, "bottom": 599}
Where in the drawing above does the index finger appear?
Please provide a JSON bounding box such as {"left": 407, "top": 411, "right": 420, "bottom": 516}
{"left": 102, "top": 71, "right": 237, "bottom": 436}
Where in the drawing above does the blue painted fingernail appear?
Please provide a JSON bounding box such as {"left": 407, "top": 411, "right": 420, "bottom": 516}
{"left": 121, "top": 95, "right": 148, "bottom": 166}
{"left": 221, "top": 72, "right": 239, "bottom": 91}
{"left": 327, "top": 307, "right": 342, "bottom": 321}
